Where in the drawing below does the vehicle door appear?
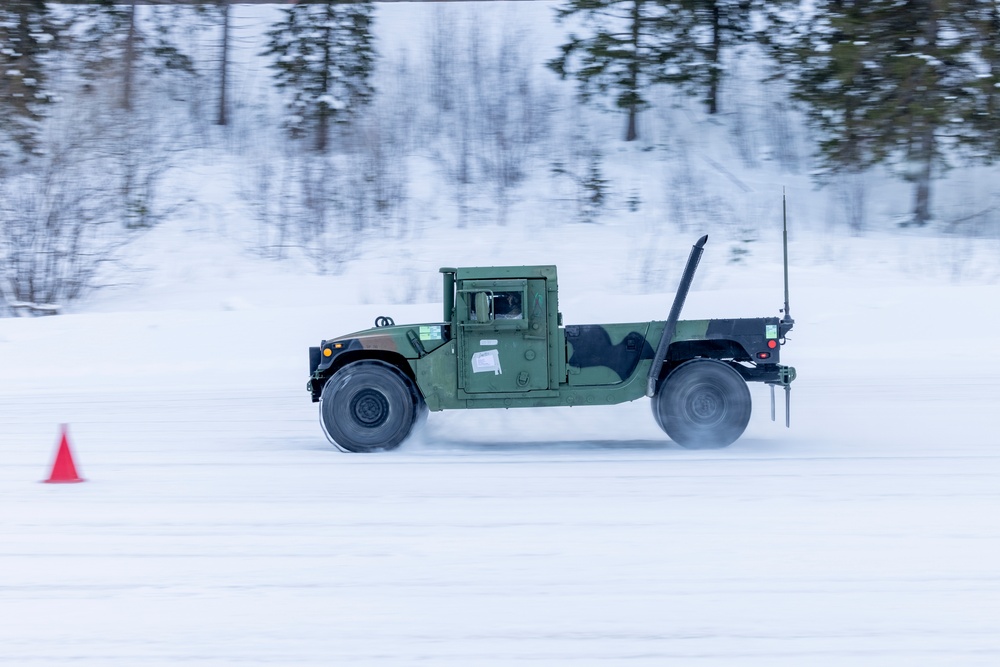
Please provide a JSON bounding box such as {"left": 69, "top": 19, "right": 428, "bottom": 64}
{"left": 457, "top": 278, "right": 549, "bottom": 394}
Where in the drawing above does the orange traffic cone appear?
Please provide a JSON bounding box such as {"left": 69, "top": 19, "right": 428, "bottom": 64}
{"left": 44, "top": 424, "right": 85, "bottom": 484}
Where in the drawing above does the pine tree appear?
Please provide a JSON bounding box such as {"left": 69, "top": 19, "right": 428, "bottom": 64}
{"left": 263, "top": 2, "right": 376, "bottom": 153}
{"left": 548, "top": 0, "right": 758, "bottom": 141}
{"left": 0, "top": 1, "right": 59, "bottom": 156}
{"left": 71, "top": 0, "right": 197, "bottom": 112}
{"left": 773, "top": 0, "right": 1000, "bottom": 226}
{"left": 967, "top": 0, "right": 1000, "bottom": 158}
{"left": 548, "top": 0, "right": 672, "bottom": 142}
{"left": 672, "top": 0, "right": 758, "bottom": 115}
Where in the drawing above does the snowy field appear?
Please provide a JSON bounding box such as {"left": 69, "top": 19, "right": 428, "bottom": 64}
{"left": 3, "top": 1, "right": 1000, "bottom": 663}
{"left": 2, "top": 223, "right": 1000, "bottom": 666}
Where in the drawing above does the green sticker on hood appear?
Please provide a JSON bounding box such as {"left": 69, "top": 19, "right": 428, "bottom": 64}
{"left": 419, "top": 325, "right": 442, "bottom": 341}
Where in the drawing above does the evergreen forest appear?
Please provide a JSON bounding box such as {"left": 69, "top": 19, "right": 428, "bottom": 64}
{"left": 1, "top": 0, "right": 999, "bottom": 312}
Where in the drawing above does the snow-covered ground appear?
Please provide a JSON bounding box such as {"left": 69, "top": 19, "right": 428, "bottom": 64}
{"left": 3, "top": 1, "right": 1000, "bottom": 664}
{"left": 2, "top": 218, "right": 999, "bottom": 665}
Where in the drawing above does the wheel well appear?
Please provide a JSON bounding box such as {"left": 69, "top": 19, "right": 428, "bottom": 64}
{"left": 654, "top": 339, "right": 750, "bottom": 388}
{"left": 310, "top": 351, "right": 419, "bottom": 404}
{"left": 325, "top": 350, "right": 417, "bottom": 385}
{"left": 667, "top": 339, "right": 750, "bottom": 365}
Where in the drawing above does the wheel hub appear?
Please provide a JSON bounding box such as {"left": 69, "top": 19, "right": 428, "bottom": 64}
{"left": 351, "top": 389, "right": 389, "bottom": 428}
{"left": 688, "top": 386, "right": 724, "bottom": 424}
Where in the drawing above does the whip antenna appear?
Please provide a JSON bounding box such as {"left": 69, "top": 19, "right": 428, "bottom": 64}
{"left": 782, "top": 189, "right": 792, "bottom": 325}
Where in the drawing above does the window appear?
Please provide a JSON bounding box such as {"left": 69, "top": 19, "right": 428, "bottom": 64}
{"left": 494, "top": 291, "right": 523, "bottom": 319}
{"left": 470, "top": 290, "right": 523, "bottom": 321}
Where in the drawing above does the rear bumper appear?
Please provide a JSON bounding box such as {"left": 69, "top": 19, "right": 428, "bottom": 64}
{"left": 738, "top": 363, "right": 796, "bottom": 386}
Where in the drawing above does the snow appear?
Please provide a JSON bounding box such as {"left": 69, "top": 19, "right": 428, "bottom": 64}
{"left": 3, "top": 226, "right": 999, "bottom": 664}
{"left": 3, "top": 2, "right": 1000, "bottom": 665}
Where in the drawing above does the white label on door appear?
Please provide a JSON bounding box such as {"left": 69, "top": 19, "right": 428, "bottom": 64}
{"left": 472, "top": 349, "right": 502, "bottom": 375}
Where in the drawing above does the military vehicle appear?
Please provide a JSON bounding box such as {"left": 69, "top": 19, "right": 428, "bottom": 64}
{"left": 308, "top": 227, "right": 795, "bottom": 453}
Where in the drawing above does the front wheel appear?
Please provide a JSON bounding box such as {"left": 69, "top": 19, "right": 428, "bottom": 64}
{"left": 319, "top": 360, "right": 420, "bottom": 453}
{"left": 653, "top": 359, "right": 751, "bottom": 449}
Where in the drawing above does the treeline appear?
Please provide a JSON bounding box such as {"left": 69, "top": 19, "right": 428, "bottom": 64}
{"left": 551, "top": 0, "right": 1000, "bottom": 227}
{"left": 1, "top": 1, "right": 999, "bottom": 311}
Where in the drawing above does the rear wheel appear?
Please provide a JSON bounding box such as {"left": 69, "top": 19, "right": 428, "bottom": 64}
{"left": 653, "top": 359, "right": 751, "bottom": 449}
{"left": 319, "top": 360, "right": 421, "bottom": 452}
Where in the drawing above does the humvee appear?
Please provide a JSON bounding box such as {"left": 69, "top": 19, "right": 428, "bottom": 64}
{"left": 307, "top": 233, "right": 796, "bottom": 452}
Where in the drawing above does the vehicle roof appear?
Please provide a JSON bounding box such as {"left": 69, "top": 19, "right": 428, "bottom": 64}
{"left": 444, "top": 266, "right": 558, "bottom": 281}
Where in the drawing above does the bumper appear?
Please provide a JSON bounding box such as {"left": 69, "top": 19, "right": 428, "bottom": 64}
{"left": 739, "top": 363, "right": 796, "bottom": 386}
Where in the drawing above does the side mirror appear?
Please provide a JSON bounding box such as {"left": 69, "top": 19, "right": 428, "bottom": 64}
{"left": 475, "top": 292, "right": 491, "bottom": 322}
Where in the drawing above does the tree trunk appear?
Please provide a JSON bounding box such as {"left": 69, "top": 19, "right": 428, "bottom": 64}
{"left": 316, "top": 5, "right": 333, "bottom": 153}
{"left": 913, "top": 136, "right": 933, "bottom": 226}
{"left": 625, "top": 0, "right": 641, "bottom": 141}
{"left": 122, "top": 0, "right": 136, "bottom": 112}
{"left": 626, "top": 105, "right": 638, "bottom": 142}
{"left": 913, "top": 182, "right": 931, "bottom": 226}
{"left": 708, "top": 0, "right": 720, "bottom": 115}
{"left": 987, "top": 2, "right": 1000, "bottom": 125}
{"left": 217, "top": 0, "right": 230, "bottom": 126}
{"left": 911, "top": 0, "right": 938, "bottom": 226}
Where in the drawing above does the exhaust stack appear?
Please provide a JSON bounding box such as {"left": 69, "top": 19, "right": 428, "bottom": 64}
{"left": 646, "top": 235, "right": 708, "bottom": 398}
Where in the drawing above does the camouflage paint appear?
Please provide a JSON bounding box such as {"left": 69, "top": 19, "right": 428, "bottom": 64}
{"left": 309, "top": 264, "right": 796, "bottom": 409}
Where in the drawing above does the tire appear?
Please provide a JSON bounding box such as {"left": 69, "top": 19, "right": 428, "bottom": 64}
{"left": 652, "top": 359, "right": 751, "bottom": 449}
{"left": 413, "top": 397, "right": 429, "bottom": 429}
{"left": 319, "top": 360, "right": 420, "bottom": 453}
{"left": 650, "top": 393, "right": 665, "bottom": 431}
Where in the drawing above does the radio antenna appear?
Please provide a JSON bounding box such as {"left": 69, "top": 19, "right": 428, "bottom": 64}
{"left": 782, "top": 188, "right": 792, "bottom": 325}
